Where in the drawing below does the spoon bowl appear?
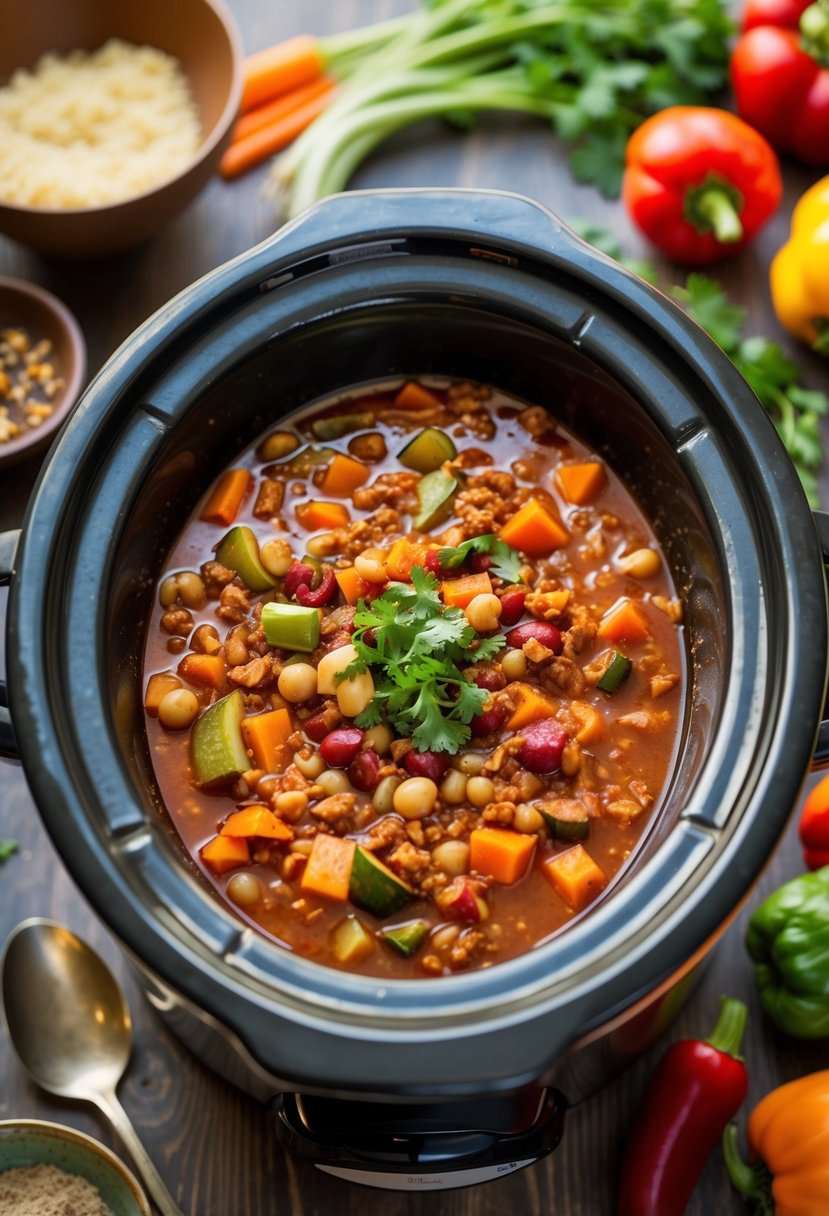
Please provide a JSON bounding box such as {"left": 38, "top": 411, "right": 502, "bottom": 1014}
{"left": 1, "top": 918, "right": 186, "bottom": 1216}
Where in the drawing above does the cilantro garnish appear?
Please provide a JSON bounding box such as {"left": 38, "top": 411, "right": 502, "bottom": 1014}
{"left": 342, "top": 566, "right": 505, "bottom": 753}
{"left": 438, "top": 534, "right": 525, "bottom": 585}
{"left": 0, "top": 839, "right": 18, "bottom": 865}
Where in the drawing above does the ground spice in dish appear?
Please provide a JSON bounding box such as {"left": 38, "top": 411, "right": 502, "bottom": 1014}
{"left": 0, "top": 326, "right": 63, "bottom": 443}
{"left": 0, "top": 1162, "right": 112, "bottom": 1215}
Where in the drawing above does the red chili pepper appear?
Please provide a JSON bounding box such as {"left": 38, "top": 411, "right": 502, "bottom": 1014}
{"left": 617, "top": 996, "right": 749, "bottom": 1216}
{"left": 622, "top": 107, "right": 782, "bottom": 265}
{"left": 731, "top": 0, "right": 829, "bottom": 166}
{"left": 295, "top": 568, "right": 336, "bottom": 607}
{"left": 799, "top": 773, "right": 829, "bottom": 869}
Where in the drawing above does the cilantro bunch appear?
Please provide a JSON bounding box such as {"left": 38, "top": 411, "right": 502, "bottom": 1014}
{"left": 343, "top": 565, "right": 505, "bottom": 753}
{"left": 438, "top": 533, "right": 525, "bottom": 583}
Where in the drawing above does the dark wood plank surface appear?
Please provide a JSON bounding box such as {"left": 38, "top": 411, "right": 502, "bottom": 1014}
{"left": 1, "top": 3, "right": 828, "bottom": 1212}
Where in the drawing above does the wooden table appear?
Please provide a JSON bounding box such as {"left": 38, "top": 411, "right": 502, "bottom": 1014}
{"left": 1, "top": 3, "right": 827, "bottom": 1212}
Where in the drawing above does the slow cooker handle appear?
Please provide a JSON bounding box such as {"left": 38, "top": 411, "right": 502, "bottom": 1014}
{"left": 0, "top": 529, "right": 19, "bottom": 758}
{"left": 812, "top": 510, "right": 829, "bottom": 768}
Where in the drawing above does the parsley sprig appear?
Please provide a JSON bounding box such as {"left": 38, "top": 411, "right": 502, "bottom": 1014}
{"left": 0, "top": 839, "right": 18, "bottom": 865}
{"left": 343, "top": 565, "right": 505, "bottom": 753}
{"left": 438, "top": 533, "right": 525, "bottom": 583}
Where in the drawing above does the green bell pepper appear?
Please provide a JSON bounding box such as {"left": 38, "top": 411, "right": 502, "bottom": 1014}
{"left": 745, "top": 866, "right": 829, "bottom": 1039}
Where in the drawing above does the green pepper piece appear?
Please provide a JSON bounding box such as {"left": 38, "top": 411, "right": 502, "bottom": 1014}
{"left": 261, "top": 602, "right": 320, "bottom": 652}
{"left": 191, "top": 690, "right": 249, "bottom": 788}
{"left": 398, "top": 427, "right": 457, "bottom": 474}
{"left": 311, "top": 412, "right": 375, "bottom": 440}
{"left": 215, "top": 526, "right": 275, "bottom": 592}
{"left": 381, "top": 919, "right": 429, "bottom": 958}
{"left": 413, "top": 469, "right": 459, "bottom": 531}
{"left": 745, "top": 867, "right": 829, "bottom": 1038}
{"left": 596, "top": 650, "right": 632, "bottom": 693}
{"left": 282, "top": 446, "right": 335, "bottom": 478}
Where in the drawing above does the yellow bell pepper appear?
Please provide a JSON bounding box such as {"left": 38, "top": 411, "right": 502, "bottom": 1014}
{"left": 724, "top": 1070, "right": 829, "bottom": 1215}
{"left": 770, "top": 176, "right": 829, "bottom": 354}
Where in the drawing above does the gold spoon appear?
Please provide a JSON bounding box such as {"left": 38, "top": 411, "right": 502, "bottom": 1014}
{"left": 1, "top": 918, "right": 186, "bottom": 1216}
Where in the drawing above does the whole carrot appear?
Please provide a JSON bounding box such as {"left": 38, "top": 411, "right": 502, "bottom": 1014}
{"left": 230, "top": 75, "right": 334, "bottom": 146}
{"left": 240, "top": 34, "right": 324, "bottom": 113}
{"left": 220, "top": 81, "right": 336, "bottom": 179}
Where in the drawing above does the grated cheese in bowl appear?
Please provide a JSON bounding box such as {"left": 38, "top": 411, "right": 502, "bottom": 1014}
{"left": 0, "top": 39, "right": 202, "bottom": 209}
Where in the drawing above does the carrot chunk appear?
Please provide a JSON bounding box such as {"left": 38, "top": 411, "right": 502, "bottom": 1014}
{"left": 384, "top": 539, "right": 433, "bottom": 581}
{"left": 220, "top": 806, "right": 293, "bottom": 841}
{"left": 241, "top": 707, "right": 294, "bottom": 771}
{"left": 505, "top": 683, "right": 559, "bottom": 730}
{"left": 144, "top": 671, "right": 182, "bottom": 716}
{"left": 569, "top": 701, "right": 605, "bottom": 746}
{"left": 319, "top": 452, "right": 370, "bottom": 497}
{"left": 201, "top": 834, "right": 250, "bottom": 874}
{"left": 296, "top": 500, "right": 351, "bottom": 531}
{"left": 499, "top": 499, "right": 570, "bottom": 556}
{"left": 177, "top": 653, "right": 227, "bottom": 689}
{"left": 393, "top": 381, "right": 441, "bottom": 410}
{"left": 470, "top": 827, "right": 536, "bottom": 885}
{"left": 597, "top": 598, "right": 650, "bottom": 645}
{"left": 543, "top": 844, "right": 608, "bottom": 911}
{"left": 555, "top": 461, "right": 606, "bottom": 505}
{"left": 240, "top": 35, "right": 325, "bottom": 113}
{"left": 301, "top": 835, "right": 356, "bottom": 901}
{"left": 441, "top": 571, "right": 493, "bottom": 608}
{"left": 335, "top": 566, "right": 373, "bottom": 605}
{"left": 200, "top": 469, "right": 252, "bottom": 526}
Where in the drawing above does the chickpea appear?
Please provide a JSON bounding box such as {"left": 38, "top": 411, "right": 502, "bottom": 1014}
{"left": 618, "top": 547, "right": 661, "bottom": 579}
{"left": 191, "top": 624, "right": 221, "bottom": 655}
{"left": 316, "top": 770, "right": 352, "bottom": 796}
{"left": 227, "top": 872, "right": 261, "bottom": 908}
{"left": 336, "top": 669, "right": 375, "bottom": 718}
{"left": 431, "top": 840, "right": 470, "bottom": 876}
{"left": 464, "top": 593, "right": 503, "bottom": 633}
{"left": 466, "top": 775, "right": 495, "bottom": 807}
{"left": 257, "top": 430, "right": 299, "bottom": 461}
{"left": 430, "top": 923, "right": 460, "bottom": 952}
{"left": 393, "top": 777, "right": 438, "bottom": 820}
{"left": 224, "top": 625, "right": 250, "bottom": 667}
{"left": 158, "top": 575, "right": 180, "bottom": 608}
{"left": 157, "top": 688, "right": 199, "bottom": 731}
{"left": 278, "top": 662, "right": 318, "bottom": 703}
{"left": 306, "top": 532, "right": 341, "bottom": 557}
{"left": 176, "top": 571, "right": 207, "bottom": 609}
{"left": 317, "top": 643, "right": 358, "bottom": 694}
{"left": 501, "top": 648, "right": 528, "bottom": 681}
{"left": 275, "top": 790, "right": 308, "bottom": 819}
{"left": 354, "top": 549, "right": 388, "bottom": 583}
{"left": 260, "top": 538, "right": 294, "bottom": 577}
{"left": 372, "top": 775, "right": 401, "bottom": 814}
{"left": 513, "top": 803, "right": 545, "bottom": 834}
{"left": 362, "top": 723, "right": 393, "bottom": 756}
{"left": 453, "top": 752, "right": 486, "bottom": 776}
{"left": 439, "top": 769, "right": 468, "bottom": 805}
{"left": 294, "top": 750, "right": 326, "bottom": 779}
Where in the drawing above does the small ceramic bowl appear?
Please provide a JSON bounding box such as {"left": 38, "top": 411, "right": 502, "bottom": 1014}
{"left": 0, "top": 0, "right": 242, "bottom": 257}
{"left": 0, "top": 1119, "right": 151, "bottom": 1215}
{"left": 0, "top": 276, "right": 86, "bottom": 466}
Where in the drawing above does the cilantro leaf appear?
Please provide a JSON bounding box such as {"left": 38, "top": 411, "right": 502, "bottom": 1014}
{"left": 438, "top": 534, "right": 524, "bottom": 584}
{"left": 0, "top": 839, "right": 18, "bottom": 864}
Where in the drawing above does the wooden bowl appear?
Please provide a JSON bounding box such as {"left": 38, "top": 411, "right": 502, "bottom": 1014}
{"left": 0, "top": 0, "right": 242, "bottom": 257}
{"left": 0, "top": 276, "right": 85, "bottom": 466}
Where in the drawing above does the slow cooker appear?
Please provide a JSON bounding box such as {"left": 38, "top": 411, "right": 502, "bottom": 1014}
{"left": 1, "top": 189, "right": 828, "bottom": 1190}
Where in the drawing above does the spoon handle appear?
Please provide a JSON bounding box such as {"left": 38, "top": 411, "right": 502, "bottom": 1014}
{"left": 93, "top": 1089, "right": 187, "bottom": 1216}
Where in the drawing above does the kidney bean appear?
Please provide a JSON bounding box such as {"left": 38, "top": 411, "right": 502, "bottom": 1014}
{"left": 471, "top": 665, "right": 506, "bottom": 693}
{"left": 505, "top": 620, "right": 563, "bottom": 653}
{"left": 348, "top": 748, "right": 382, "bottom": 791}
{"left": 516, "top": 717, "right": 568, "bottom": 773}
{"left": 284, "top": 561, "right": 316, "bottom": 598}
{"left": 304, "top": 711, "right": 338, "bottom": 742}
{"left": 498, "top": 587, "right": 527, "bottom": 627}
{"left": 320, "top": 728, "right": 365, "bottom": 768}
{"left": 424, "top": 550, "right": 445, "bottom": 576}
{"left": 470, "top": 703, "right": 507, "bottom": 737}
{"left": 296, "top": 569, "right": 337, "bottom": 608}
{"left": 441, "top": 879, "right": 482, "bottom": 923}
{"left": 405, "top": 750, "right": 450, "bottom": 781}
{"left": 468, "top": 552, "right": 492, "bottom": 573}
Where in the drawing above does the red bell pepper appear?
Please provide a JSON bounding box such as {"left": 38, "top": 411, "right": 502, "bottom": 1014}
{"left": 799, "top": 772, "right": 829, "bottom": 869}
{"left": 622, "top": 107, "right": 782, "bottom": 265}
{"left": 617, "top": 996, "right": 749, "bottom": 1216}
{"left": 731, "top": 0, "right": 829, "bottom": 166}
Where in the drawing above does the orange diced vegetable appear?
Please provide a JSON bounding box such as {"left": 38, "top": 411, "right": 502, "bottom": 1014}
{"left": 505, "top": 683, "right": 559, "bottom": 730}
{"left": 220, "top": 806, "right": 293, "bottom": 841}
{"left": 319, "top": 452, "right": 370, "bottom": 497}
{"left": 144, "top": 672, "right": 181, "bottom": 716}
{"left": 296, "top": 500, "right": 351, "bottom": 531}
{"left": 300, "top": 834, "right": 356, "bottom": 901}
{"left": 177, "top": 653, "right": 227, "bottom": 689}
{"left": 499, "top": 499, "right": 570, "bottom": 556}
{"left": 335, "top": 566, "right": 372, "bottom": 605}
{"left": 555, "top": 461, "right": 606, "bottom": 505}
{"left": 240, "top": 34, "right": 324, "bottom": 113}
{"left": 542, "top": 844, "right": 608, "bottom": 911}
{"left": 200, "top": 834, "right": 250, "bottom": 874}
{"left": 469, "top": 827, "right": 536, "bottom": 885}
{"left": 384, "top": 539, "right": 433, "bottom": 581}
{"left": 393, "top": 381, "right": 441, "bottom": 410}
{"left": 597, "top": 598, "right": 650, "bottom": 645}
{"left": 441, "top": 571, "right": 493, "bottom": 608}
{"left": 570, "top": 701, "right": 605, "bottom": 746}
{"left": 241, "top": 707, "right": 294, "bottom": 771}
{"left": 200, "top": 469, "right": 252, "bottom": 526}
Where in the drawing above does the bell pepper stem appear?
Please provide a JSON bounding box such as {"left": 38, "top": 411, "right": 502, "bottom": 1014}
{"left": 706, "top": 995, "right": 748, "bottom": 1058}
{"left": 800, "top": 0, "right": 829, "bottom": 66}
{"left": 693, "top": 185, "right": 744, "bottom": 244}
{"left": 722, "top": 1123, "right": 775, "bottom": 1215}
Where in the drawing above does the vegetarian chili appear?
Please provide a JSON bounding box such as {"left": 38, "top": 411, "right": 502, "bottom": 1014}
{"left": 143, "top": 379, "right": 685, "bottom": 978}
